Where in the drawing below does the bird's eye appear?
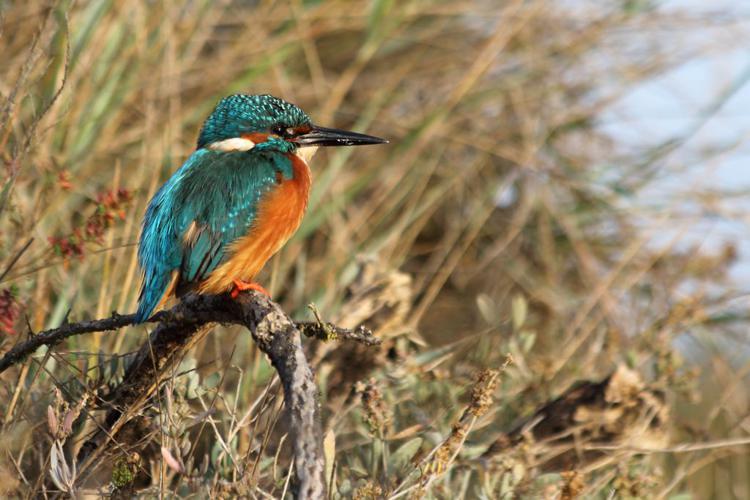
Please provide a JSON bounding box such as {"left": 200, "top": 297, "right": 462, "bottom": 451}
{"left": 272, "top": 126, "right": 296, "bottom": 138}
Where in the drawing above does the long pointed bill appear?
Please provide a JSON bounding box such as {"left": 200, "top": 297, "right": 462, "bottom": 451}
{"left": 293, "top": 125, "right": 388, "bottom": 147}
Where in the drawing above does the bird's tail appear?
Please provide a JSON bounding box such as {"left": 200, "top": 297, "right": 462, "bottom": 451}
{"left": 134, "top": 271, "right": 175, "bottom": 323}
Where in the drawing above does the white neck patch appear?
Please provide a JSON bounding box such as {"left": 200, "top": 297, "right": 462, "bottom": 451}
{"left": 207, "top": 137, "right": 256, "bottom": 152}
{"left": 295, "top": 146, "right": 318, "bottom": 165}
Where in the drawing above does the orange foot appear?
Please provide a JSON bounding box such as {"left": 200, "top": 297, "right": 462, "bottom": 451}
{"left": 230, "top": 279, "right": 270, "bottom": 299}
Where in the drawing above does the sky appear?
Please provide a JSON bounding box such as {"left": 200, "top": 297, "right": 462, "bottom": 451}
{"left": 599, "top": 1, "right": 750, "bottom": 284}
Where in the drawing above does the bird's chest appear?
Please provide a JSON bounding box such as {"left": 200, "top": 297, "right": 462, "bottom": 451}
{"left": 223, "top": 153, "right": 312, "bottom": 274}
{"left": 254, "top": 153, "right": 312, "bottom": 240}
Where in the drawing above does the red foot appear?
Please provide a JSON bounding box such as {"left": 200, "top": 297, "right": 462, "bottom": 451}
{"left": 230, "top": 279, "right": 270, "bottom": 299}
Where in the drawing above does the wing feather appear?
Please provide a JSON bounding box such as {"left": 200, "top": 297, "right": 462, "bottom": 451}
{"left": 136, "top": 149, "right": 286, "bottom": 322}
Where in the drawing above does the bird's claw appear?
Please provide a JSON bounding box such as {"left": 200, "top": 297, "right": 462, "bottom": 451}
{"left": 230, "top": 279, "right": 270, "bottom": 299}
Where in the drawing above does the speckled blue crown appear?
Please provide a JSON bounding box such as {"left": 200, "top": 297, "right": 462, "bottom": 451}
{"left": 197, "top": 94, "right": 311, "bottom": 148}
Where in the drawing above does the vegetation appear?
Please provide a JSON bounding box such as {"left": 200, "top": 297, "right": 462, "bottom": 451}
{"left": 0, "top": 0, "right": 748, "bottom": 497}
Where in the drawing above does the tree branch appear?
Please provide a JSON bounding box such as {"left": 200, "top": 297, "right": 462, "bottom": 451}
{"left": 0, "top": 297, "right": 379, "bottom": 375}
{"left": 0, "top": 293, "right": 378, "bottom": 499}
{"left": 0, "top": 312, "right": 136, "bottom": 374}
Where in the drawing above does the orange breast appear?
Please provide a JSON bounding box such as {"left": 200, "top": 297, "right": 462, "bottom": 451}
{"left": 198, "top": 153, "right": 312, "bottom": 294}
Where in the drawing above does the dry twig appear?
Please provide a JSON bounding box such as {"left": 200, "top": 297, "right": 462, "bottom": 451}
{"left": 0, "top": 292, "right": 377, "bottom": 499}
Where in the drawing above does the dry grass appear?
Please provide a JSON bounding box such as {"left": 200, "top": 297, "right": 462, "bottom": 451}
{"left": 1, "top": 0, "right": 749, "bottom": 497}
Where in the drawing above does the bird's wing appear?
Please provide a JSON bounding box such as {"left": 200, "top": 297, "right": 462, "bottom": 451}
{"left": 136, "top": 149, "right": 283, "bottom": 321}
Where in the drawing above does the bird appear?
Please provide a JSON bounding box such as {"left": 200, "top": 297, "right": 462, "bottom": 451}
{"left": 134, "top": 94, "right": 387, "bottom": 323}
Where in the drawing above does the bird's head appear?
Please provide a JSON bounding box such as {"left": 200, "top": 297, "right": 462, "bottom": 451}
{"left": 197, "top": 94, "right": 386, "bottom": 156}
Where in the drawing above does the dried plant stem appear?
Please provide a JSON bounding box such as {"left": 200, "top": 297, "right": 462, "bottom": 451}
{"left": 0, "top": 292, "right": 377, "bottom": 499}
{"left": 72, "top": 292, "right": 334, "bottom": 499}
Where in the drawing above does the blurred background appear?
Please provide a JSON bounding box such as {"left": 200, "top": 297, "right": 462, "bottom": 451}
{"left": 1, "top": 0, "right": 750, "bottom": 497}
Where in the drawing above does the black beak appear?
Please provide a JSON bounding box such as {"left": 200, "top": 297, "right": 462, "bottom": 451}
{"left": 293, "top": 125, "right": 388, "bottom": 147}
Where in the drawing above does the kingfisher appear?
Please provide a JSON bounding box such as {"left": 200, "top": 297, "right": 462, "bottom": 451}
{"left": 134, "top": 94, "right": 386, "bottom": 323}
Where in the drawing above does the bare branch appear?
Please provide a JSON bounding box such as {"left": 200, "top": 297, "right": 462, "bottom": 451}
{"left": 0, "top": 297, "right": 378, "bottom": 375}
{"left": 75, "top": 292, "right": 329, "bottom": 498}
{"left": 0, "top": 312, "right": 136, "bottom": 374}
{"left": 0, "top": 292, "right": 379, "bottom": 499}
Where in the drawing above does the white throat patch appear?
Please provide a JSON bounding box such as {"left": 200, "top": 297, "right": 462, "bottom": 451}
{"left": 207, "top": 137, "right": 256, "bottom": 152}
{"left": 295, "top": 146, "right": 318, "bottom": 165}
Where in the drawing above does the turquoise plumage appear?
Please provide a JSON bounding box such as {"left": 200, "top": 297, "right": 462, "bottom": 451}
{"left": 136, "top": 149, "right": 291, "bottom": 321}
{"left": 135, "top": 94, "right": 387, "bottom": 323}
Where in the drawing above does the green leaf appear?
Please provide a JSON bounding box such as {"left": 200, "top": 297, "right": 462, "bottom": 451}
{"left": 512, "top": 294, "right": 528, "bottom": 330}
{"left": 520, "top": 330, "right": 536, "bottom": 353}
{"left": 667, "top": 494, "right": 692, "bottom": 500}
{"left": 477, "top": 293, "right": 499, "bottom": 325}
{"left": 390, "top": 437, "right": 423, "bottom": 471}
